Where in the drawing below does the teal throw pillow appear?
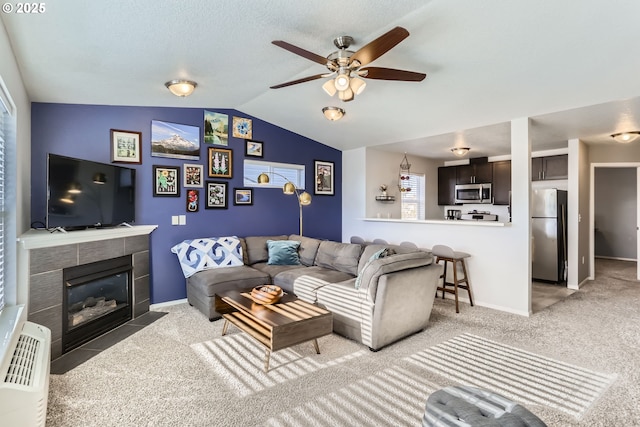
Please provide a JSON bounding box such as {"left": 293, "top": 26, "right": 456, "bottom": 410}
{"left": 267, "top": 240, "right": 301, "bottom": 265}
{"left": 354, "top": 247, "right": 395, "bottom": 289}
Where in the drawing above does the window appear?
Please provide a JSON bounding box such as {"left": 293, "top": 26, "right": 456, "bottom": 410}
{"left": 401, "top": 173, "right": 425, "bottom": 220}
{"left": 243, "top": 159, "right": 306, "bottom": 189}
{"left": 0, "top": 79, "right": 15, "bottom": 311}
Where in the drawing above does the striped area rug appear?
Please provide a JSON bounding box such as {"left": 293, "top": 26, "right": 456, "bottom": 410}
{"left": 405, "top": 333, "right": 616, "bottom": 419}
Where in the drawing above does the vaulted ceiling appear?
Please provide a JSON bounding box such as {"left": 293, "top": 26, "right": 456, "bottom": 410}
{"left": 2, "top": 0, "right": 640, "bottom": 159}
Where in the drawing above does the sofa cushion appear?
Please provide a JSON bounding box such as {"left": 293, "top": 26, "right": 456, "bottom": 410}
{"left": 358, "top": 244, "right": 420, "bottom": 273}
{"left": 288, "top": 234, "right": 322, "bottom": 266}
{"left": 314, "top": 241, "right": 362, "bottom": 276}
{"left": 251, "top": 262, "right": 306, "bottom": 280}
{"left": 244, "top": 235, "right": 288, "bottom": 265}
{"left": 171, "top": 236, "right": 244, "bottom": 278}
{"left": 273, "top": 266, "right": 355, "bottom": 294}
{"left": 357, "top": 251, "right": 434, "bottom": 301}
{"left": 355, "top": 247, "right": 396, "bottom": 289}
{"left": 186, "top": 265, "right": 270, "bottom": 296}
{"left": 267, "top": 240, "right": 301, "bottom": 265}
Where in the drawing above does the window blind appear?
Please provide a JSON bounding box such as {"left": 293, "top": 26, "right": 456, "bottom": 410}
{"left": 401, "top": 173, "right": 425, "bottom": 220}
{"left": 243, "top": 159, "right": 306, "bottom": 189}
{"left": 0, "top": 109, "right": 5, "bottom": 311}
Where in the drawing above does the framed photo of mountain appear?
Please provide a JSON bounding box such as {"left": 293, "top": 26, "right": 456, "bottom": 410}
{"left": 151, "top": 120, "right": 200, "bottom": 160}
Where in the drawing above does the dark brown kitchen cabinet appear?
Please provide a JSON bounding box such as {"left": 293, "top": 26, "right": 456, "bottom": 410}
{"left": 438, "top": 166, "right": 457, "bottom": 205}
{"left": 492, "top": 160, "right": 511, "bottom": 205}
{"left": 532, "top": 154, "right": 568, "bottom": 181}
{"left": 456, "top": 162, "right": 493, "bottom": 184}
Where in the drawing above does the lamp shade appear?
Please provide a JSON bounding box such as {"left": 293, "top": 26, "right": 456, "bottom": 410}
{"left": 338, "top": 88, "right": 354, "bottom": 102}
{"left": 165, "top": 79, "right": 197, "bottom": 97}
{"left": 257, "top": 172, "right": 270, "bottom": 184}
{"left": 451, "top": 147, "right": 471, "bottom": 157}
{"left": 322, "top": 79, "right": 337, "bottom": 96}
{"left": 299, "top": 191, "right": 312, "bottom": 206}
{"left": 611, "top": 132, "right": 640, "bottom": 143}
{"left": 349, "top": 77, "right": 366, "bottom": 95}
{"left": 334, "top": 73, "right": 350, "bottom": 91}
{"left": 322, "top": 106, "right": 345, "bottom": 121}
{"left": 282, "top": 182, "right": 296, "bottom": 195}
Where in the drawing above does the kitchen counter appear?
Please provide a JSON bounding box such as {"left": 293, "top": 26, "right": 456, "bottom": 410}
{"left": 361, "top": 218, "right": 507, "bottom": 227}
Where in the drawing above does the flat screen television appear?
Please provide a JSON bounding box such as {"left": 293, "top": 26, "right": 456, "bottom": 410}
{"left": 46, "top": 154, "right": 136, "bottom": 230}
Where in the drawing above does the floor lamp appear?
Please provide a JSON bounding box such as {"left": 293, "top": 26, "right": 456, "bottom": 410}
{"left": 257, "top": 172, "right": 312, "bottom": 236}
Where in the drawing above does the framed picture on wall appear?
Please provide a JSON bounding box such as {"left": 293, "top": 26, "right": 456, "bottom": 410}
{"left": 232, "top": 116, "right": 252, "bottom": 139}
{"left": 153, "top": 165, "right": 181, "bottom": 197}
{"left": 314, "top": 160, "right": 334, "bottom": 196}
{"left": 208, "top": 147, "right": 232, "bottom": 178}
{"left": 186, "top": 189, "right": 200, "bottom": 212}
{"left": 206, "top": 181, "right": 228, "bottom": 209}
{"left": 151, "top": 120, "right": 200, "bottom": 160}
{"left": 183, "top": 163, "right": 204, "bottom": 187}
{"left": 245, "top": 139, "right": 263, "bottom": 158}
{"left": 233, "top": 188, "right": 253, "bottom": 205}
{"left": 110, "top": 129, "right": 142, "bottom": 164}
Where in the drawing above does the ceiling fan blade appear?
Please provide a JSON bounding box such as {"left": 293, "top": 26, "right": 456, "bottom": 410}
{"left": 361, "top": 67, "right": 426, "bottom": 81}
{"left": 349, "top": 27, "right": 410, "bottom": 67}
{"left": 272, "top": 40, "right": 331, "bottom": 66}
{"left": 270, "top": 73, "right": 326, "bottom": 89}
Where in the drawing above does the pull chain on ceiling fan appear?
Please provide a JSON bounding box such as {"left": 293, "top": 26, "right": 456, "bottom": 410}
{"left": 270, "top": 27, "right": 426, "bottom": 102}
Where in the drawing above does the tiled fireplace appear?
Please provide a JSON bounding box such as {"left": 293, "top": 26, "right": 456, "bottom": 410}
{"left": 17, "top": 225, "right": 157, "bottom": 359}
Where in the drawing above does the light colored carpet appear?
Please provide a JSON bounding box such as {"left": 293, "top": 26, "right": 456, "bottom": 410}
{"left": 46, "top": 259, "right": 640, "bottom": 426}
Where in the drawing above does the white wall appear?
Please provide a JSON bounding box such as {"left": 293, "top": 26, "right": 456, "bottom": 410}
{"left": 365, "top": 149, "right": 441, "bottom": 220}
{"left": 1, "top": 19, "right": 31, "bottom": 306}
{"left": 342, "top": 118, "right": 532, "bottom": 315}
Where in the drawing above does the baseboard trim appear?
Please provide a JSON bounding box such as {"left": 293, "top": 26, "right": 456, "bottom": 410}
{"left": 150, "top": 298, "right": 188, "bottom": 310}
{"left": 439, "top": 294, "right": 530, "bottom": 317}
{"left": 595, "top": 255, "right": 636, "bottom": 262}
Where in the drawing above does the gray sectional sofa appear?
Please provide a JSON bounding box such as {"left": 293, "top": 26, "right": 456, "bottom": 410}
{"left": 186, "top": 235, "right": 443, "bottom": 351}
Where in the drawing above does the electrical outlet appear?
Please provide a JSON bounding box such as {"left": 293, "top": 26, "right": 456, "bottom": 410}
{"left": 171, "top": 215, "right": 179, "bottom": 225}
{"left": 578, "top": 214, "right": 582, "bottom": 222}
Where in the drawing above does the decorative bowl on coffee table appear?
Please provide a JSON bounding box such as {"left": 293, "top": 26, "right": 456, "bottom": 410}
{"left": 250, "top": 285, "right": 284, "bottom": 304}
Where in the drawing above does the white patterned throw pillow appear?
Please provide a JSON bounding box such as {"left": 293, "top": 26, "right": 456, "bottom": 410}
{"left": 171, "top": 236, "right": 244, "bottom": 278}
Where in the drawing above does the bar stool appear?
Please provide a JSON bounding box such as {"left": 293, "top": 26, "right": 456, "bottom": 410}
{"left": 431, "top": 244, "right": 474, "bottom": 313}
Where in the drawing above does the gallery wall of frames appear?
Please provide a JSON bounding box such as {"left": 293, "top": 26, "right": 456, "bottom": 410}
{"left": 31, "top": 103, "right": 341, "bottom": 303}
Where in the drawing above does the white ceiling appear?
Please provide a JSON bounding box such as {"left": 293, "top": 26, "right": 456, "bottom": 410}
{"left": 2, "top": 0, "right": 640, "bottom": 160}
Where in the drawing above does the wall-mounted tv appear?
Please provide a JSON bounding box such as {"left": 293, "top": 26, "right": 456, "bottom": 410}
{"left": 46, "top": 154, "right": 136, "bottom": 230}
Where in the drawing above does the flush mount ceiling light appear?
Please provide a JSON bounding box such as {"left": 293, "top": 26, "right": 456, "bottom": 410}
{"left": 451, "top": 147, "right": 471, "bottom": 157}
{"left": 165, "top": 79, "right": 198, "bottom": 97}
{"left": 322, "top": 106, "right": 345, "bottom": 121}
{"left": 611, "top": 131, "right": 640, "bottom": 143}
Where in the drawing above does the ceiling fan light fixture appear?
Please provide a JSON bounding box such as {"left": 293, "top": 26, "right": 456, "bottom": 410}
{"left": 334, "top": 73, "right": 350, "bottom": 91}
{"left": 611, "top": 131, "right": 640, "bottom": 143}
{"left": 165, "top": 79, "right": 197, "bottom": 97}
{"left": 338, "top": 88, "right": 354, "bottom": 102}
{"left": 322, "top": 106, "right": 345, "bottom": 121}
{"left": 451, "top": 147, "right": 471, "bottom": 157}
{"left": 322, "top": 79, "right": 337, "bottom": 96}
{"left": 350, "top": 77, "right": 366, "bottom": 95}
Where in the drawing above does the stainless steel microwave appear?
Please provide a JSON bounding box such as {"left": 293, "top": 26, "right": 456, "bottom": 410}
{"left": 455, "top": 183, "right": 492, "bottom": 204}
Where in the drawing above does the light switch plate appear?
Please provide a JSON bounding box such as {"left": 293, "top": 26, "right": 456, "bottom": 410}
{"left": 179, "top": 215, "right": 186, "bottom": 225}
{"left": 171, "top": 215, "right": 179, "bottom": 225}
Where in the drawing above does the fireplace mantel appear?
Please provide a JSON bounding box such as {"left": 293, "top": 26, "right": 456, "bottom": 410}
{"left": 17, "top": 225, "right": 157, "bottom": 359}
{"left": 18, "top": 225, "right": 158, "bottom": 250}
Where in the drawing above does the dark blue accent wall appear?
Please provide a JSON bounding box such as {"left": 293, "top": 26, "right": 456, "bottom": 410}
{"left": 31, "top": 103, "right": 342, "bottom": 303}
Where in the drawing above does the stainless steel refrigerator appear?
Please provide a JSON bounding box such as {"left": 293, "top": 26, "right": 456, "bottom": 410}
{"left": 531, "top": 189, "right": 568, "bottom": 283}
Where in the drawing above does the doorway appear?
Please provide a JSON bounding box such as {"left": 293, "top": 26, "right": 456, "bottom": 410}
{"left": 590, "top": 163, "right": 640, "bottom": 280}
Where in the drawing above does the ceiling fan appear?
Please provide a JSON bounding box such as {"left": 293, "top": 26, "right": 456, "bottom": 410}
{"left": 270, "top": 26, "right": 426, "bottom": 102}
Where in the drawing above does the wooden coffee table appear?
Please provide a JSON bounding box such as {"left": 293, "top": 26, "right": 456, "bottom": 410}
{"left": 214, "top": 289, "right": 333, "bottom": 372}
